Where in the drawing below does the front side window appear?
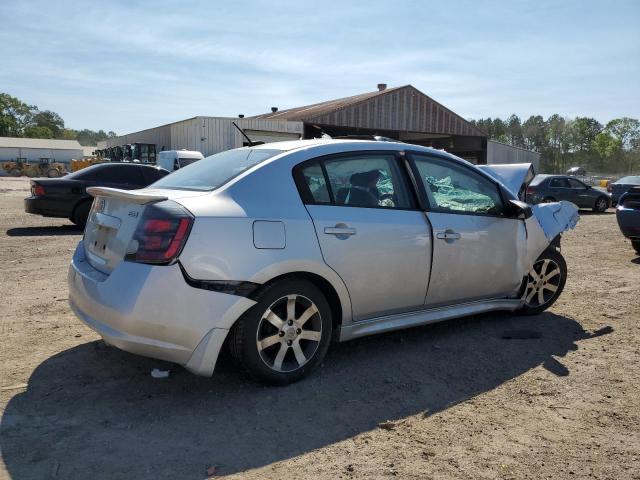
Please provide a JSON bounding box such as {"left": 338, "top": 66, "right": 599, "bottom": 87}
{"left": 411, "top": 154, "right": 504, "bottom": 215}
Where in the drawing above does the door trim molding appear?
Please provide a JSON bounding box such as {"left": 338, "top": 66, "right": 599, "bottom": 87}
{"left": 338, "top": 298, "right": 523, "bottom": 341}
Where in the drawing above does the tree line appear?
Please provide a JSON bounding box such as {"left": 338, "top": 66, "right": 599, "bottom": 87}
{"left": 469, "top": 114, "right": 640, "bottom": 175}
{"left": 0, "top": 93, "right": 117, "bottom": 146}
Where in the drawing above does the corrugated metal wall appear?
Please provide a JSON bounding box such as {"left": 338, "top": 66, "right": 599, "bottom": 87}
{"left": 106, "top": 117, "right": 303, "bottom": 157}
{"left": 310, "top": 86, "right": 484, "bottom": 137}
{"left": 0, "top": 147, "right": 83, "bottom": 163}
{"left": 487, "top": 140, "right": 540, "bottom": 172}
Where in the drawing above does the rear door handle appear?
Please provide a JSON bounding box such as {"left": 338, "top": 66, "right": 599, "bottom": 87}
{"left": 436, "top": 231, "right": 461, "bottom": 240}
{"left": 324, "top": 226, "right": 356, "bottom": 236}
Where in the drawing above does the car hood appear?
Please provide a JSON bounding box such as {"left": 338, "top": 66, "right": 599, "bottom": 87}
{"left": 477, "top": 163, "right": 536, "bottom": 200}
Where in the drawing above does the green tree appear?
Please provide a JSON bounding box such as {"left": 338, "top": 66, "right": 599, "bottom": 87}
{"left": 568, "top": 117, "right": 602, "bottom": 152}
{"left": 23, "top": 125, "right": 54, "bottom": 138}
{"left": 506, "top": 114, "right": 525, "bottom": 148}
{"left": 522, "top": 115, "right": 547, "bottom": 152}
{"left": 0, "top": 93, "right": 36, "bottom": 137}
{"left": 33, "top": 110, "right": 65, "bottom": 138}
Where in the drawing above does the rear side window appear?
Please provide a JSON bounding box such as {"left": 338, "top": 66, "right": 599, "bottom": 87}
{"left": 298, "top": 163, "right": 331, "bottom": 203}
{"left": 99, "top": 166, "right": 144, "bottom": 185}
{"left": 295, "top": 153, "right": 414, "bottom": 210}
{"left": 151, "top": 148, "right": 282, "bottom": 191}
{"left": 550, "top": 178, "right": 570, "bottom": 188}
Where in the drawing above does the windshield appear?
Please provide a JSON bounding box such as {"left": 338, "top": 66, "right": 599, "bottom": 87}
{"left": 151, "top": 148, "right": 283, "bottom": 191}
{"left": 177, "top": 157, "right": 201, "bottom": 168}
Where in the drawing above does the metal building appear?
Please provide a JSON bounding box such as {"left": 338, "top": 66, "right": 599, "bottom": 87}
{"left": 253, "top": 84, "right": 491, "bottom": 163}
{"left": 103, "top": 84, "right": 538, "bottom": 166}
{"left": 100, "top": 117, "right": 304, "bottom": 157}
{"left": 487, "top": 140, "right": 540, "bottom": 172}
{"left": 0, "top": 137, "right": 83, "bottom": 165}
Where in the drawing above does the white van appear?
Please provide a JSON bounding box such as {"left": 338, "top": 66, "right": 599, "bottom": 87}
{"left": 156, "top": 150, "right": 204, "bottom": 171}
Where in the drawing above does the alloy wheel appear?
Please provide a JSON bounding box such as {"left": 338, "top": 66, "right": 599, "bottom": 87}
{"left": 596, "top": 198, "right": 608, "bottom": 211}
{"left": 256, "top": 294, "right": 322, "bottom": 372}
{"left": 524, "top": 258, "right": 562, "bottom": 307}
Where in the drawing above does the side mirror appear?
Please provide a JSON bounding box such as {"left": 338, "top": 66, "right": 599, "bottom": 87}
{"left": 508, "top": 199, "right": 533, "bottom": 219}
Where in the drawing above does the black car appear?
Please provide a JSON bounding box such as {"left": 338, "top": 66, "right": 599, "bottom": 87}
{"left": 616, "top": 186, "right": 640, "bottom": 254}
{"left": 526, "top": 174, "right": 610, "bottom": 212}
{"left": 608, "top": 175, "right": 640, "bottom": 207}
{"left": 25, "top": 163, "right": 169, "bottom": 227}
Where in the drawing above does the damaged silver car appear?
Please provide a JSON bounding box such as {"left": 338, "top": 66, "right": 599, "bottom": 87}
{"left": 68, "top": 140, "right": 579, "bottom": 384}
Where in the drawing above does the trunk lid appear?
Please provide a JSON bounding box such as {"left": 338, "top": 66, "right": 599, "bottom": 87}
{"left": 82, "top": 187, "right": 204, "bottom": 274}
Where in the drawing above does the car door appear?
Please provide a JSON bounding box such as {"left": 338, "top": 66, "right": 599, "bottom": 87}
{"left": 548, "top": 177, "right": 572, "bottom": 202}
{"left": 295, "top": 152, "right": 432, "bottom": 321}
{"left": 567, "top": 178, "right": 594, "bottom": 207}
{"left": 408, "top": 153, "right": 527, "bottom": 308}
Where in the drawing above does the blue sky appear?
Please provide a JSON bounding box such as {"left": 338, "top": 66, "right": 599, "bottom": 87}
{"left": 1, "top": 0, "right": 638, "bottom": 134}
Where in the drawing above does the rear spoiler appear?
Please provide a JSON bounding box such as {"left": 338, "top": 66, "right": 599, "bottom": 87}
{"left": 86, "top": 187, "right": 168, "bottom": 205}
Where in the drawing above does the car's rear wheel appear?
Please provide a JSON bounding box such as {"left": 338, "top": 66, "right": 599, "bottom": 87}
{"left": 47, "top": 168, "right": 61, "bottom": 178}
{"left": 71, "top": 200, "right": 92, "bottom": 229}
{"left": 632, "top": 239, "right": 640, "bottom": 255}
{"left": 593, "top": 196, "right": 608, "bottom": 212}
{"left": 229, "top": 279, "right": 332, "bottom": 385}
{"left": 518, "top": 249, "right": 567, "bottom": 315}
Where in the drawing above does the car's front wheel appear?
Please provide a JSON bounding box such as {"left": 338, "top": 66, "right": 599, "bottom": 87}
{"left": 518, "top": 249, "right": 567, "bottom": 315}
{"left": 229, "top": 279, "right": 332, "bottom": 385}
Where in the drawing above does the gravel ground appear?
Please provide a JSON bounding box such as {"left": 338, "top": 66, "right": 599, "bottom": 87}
{"left": 0, "top": 176, "right": 638, "bottom": 480}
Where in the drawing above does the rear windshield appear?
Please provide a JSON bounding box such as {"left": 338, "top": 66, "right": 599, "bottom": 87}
{"left": 615, "top": 176, "right": 640, "bottom": 184}
{"left": 529, "top": 175, "right": 548, "bottom": 186}
{"left": 177, "top": 157, "right": 201, "bottom": 168}
{"left": 151, "top": 148, "right": 283, "bottom": 191}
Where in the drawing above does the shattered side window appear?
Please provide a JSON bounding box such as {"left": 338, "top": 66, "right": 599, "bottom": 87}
{"left": 412, "top": 155, "right": 504, "bottom": 216}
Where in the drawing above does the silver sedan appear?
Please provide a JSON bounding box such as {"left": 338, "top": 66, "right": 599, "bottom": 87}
{"left": 68, "top": 140, "right": 578, "bottom": 384}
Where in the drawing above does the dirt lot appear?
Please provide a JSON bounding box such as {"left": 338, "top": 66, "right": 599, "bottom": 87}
{"left": 0, "top": 176, "right": 638, "bottom": 480}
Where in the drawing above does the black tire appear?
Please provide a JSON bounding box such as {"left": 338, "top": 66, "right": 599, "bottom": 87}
{"left": 632, "top": 240, "right": 640, "bottom": 255}
{"left": 518, "top": 248, "right": 567, "bottom": 315}
{"left": 71, "top": 200, "right": 92, "bottom": 229}
{"left": 229, "top": 278, "right": 332, "bottom": 385}
{"left": 9, "top": 169, "right": 21, "bottom": 177}
{"left": 47, "top": 168, "right": 60, "bottom": 178}
{"left": 593, "top": 196, "right": 608, "bottom": 213}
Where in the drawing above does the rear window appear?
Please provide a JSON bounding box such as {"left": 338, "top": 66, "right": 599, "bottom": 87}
{"left": 529, "top": 176, "right": 547, "bottom": 186}
{"left": 616, "top": 176, "right": 640, "bottom": 184}
{"left": 151, "top": 148, "right": 283, "bottom": 191}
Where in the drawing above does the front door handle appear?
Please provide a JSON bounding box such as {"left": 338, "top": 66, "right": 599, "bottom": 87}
{"left": 436, "top": 230, "right": 461, "bottom": 241}
{"left": 324, "top": 226, "right": 356, "bottom": 236}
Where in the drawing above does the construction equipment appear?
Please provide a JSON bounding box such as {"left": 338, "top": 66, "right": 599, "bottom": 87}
{"left": 2, "top": 158, "right": 67, "bottom": 178}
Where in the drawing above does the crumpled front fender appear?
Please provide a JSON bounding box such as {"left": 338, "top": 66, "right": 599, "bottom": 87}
{"left": 524, "top": 201, "right": 579, "bottom": 267}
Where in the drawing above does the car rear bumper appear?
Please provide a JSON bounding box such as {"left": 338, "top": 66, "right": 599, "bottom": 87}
{"left": 24, "top": 196, "right": 68, "bottom": 218}
{"left": 616, "top": 208, "right": 640, "bottom": 239}
{"left": 67, "top": 241, "right": 256, "bottom": 376}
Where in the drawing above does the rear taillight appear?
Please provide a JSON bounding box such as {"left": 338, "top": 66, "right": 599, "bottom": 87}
{"left": 31, "top": 184, "right": 46, "bottom": 196}
{"left": 526, "top": 186, "right": 534, "bottom": 196}
{"left": 607, "top": 184, "right": 612, "bottom": 193}
{"left": 126, "top": 201, "right": 193, "bottom": 265}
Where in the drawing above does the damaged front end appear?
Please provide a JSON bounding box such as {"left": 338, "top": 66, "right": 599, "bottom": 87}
{"left": 481, "top": 163, "right": 580, "bottom": 266}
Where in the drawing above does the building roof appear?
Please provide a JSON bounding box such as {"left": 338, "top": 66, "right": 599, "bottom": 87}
{"left": 252, "top": 85, "right": 407, "bottom": 121}
{"left": 0, "top": 137, "right": 83, "bottom": 149}
{"left": 251, "top": 85, "right": 486, "bottom": 137}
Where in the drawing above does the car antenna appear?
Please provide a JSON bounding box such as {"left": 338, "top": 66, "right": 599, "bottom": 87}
{"left": 232, "top": 122, "right": 264, "bottom": 146}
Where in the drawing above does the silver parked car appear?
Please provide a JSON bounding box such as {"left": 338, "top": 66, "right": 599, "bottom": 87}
{"left": 68, "top": 140, "right": 579, "bottom": 384}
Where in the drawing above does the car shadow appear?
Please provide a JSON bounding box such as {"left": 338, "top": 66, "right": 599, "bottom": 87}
{"left": 6, "top": 225, "right": 82, "bottom": 236}
{"left": 0, "top": 312, "right": 612, "bottom": 479}
{"left": 578, "top": 209, "right": 615, "bottom": 216}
